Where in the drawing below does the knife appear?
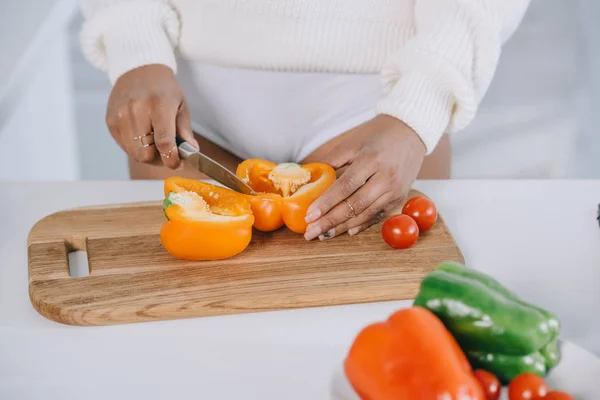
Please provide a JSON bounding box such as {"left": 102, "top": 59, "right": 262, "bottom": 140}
{"left": 175, "top": 135, "right": 257, "bottom": 196}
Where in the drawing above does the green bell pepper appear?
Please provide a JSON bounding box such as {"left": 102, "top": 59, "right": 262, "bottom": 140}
{"left": 414, "top": 261, "right": 561, "bottom": 384}
{"left": 466, "top": 349, "right": 547, "bottom": 384}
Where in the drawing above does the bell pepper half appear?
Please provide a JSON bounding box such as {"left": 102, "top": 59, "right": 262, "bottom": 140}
{"left": 414, "top": 261, "right": 562, "bottom": 384}
{"left": 344, "top": 306, "right": 485, "bottom": 400}
{"left": 161, "top": 177, "right": 254, "bottom": 261}
{"left": 235, "top": 159, "right": 336, "bottom": 233}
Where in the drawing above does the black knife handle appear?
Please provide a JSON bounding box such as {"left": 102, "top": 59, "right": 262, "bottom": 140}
{"left": 175, "top": 134, "right": 199, "bottom": 159}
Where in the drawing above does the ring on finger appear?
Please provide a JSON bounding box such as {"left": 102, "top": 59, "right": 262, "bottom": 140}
{"left": 160, "top": 144, "right": 177, "bottom": 159}
{"left": 345, "top": 200, "right": 357, "bottom": 218}
{"left": 347, "top": 210, "right": 386, "bottom": 236}
{"left": 133, "top": 131, "right": 154, "bottom": 148}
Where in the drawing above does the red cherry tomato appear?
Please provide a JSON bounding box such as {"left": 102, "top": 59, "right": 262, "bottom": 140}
{"left": 508, "top": 373, "right": 549, "bottom": 400}
{"left": 381, "top": 214, "right": 419, "bottom": 249}
{"left": 402, "top": 196, "right": 437, "bottom": 232}
{"left": 473, "top": 370, "right": 501, "bottom": 400}
{"left": 545, "top": 391, "right": 575, "bottom": 400}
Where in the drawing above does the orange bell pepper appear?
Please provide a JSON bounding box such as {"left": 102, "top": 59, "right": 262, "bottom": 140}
{"left": 235, "top": 159, "right": 336, "bottom": 233}
{"left": 161, "top": 177, "right": 254, "bottom": 261}
{"left": 344, "top": 306, "right": 485, "bottom": 400}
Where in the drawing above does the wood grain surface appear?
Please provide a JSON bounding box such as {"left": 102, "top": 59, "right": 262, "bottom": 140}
{"left": 27, "top": 190, "right": 464, "bottom": 326}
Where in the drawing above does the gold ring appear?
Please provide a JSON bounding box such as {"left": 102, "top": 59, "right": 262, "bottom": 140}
{"left": 345, "top": 200, "right": 357, "bottom": 218}
{"left": 133, "top": 132, "right": 154, "bottom": 148}
{"left": 161, "top": 144, "right": 177, "bottom": 159}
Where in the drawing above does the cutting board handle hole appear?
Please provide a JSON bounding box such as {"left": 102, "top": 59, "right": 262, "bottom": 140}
{"left": 68, "top": 250, "right": 90, "bottom": 278}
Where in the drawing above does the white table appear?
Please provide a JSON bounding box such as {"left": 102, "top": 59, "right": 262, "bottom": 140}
{"left": 1, "top": 180, "right": 599, "bottom": 399}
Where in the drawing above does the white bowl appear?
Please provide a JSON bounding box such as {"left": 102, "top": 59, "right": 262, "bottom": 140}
{"left": 330, "top": 341, "right": 600, "bottom": 400}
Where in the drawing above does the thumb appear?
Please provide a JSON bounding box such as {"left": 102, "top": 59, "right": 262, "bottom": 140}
{"left": 176, "top": 101, "right": 200, "bottom": 150}
{"left": 319, "top": 142, "right": 356, "bottom": 170}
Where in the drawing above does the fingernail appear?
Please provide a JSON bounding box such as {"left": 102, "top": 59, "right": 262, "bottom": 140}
{"left": 319, "top": 229, "right": 334, "bottom": 240}
{"left": 304, "top": 225, "right": 321, "bottom": 241}
{"left": 305, "top": 209, "right": 321, "bottom": 223}
{"left": 348, "top": 227, "right": 360, "bottom": 236}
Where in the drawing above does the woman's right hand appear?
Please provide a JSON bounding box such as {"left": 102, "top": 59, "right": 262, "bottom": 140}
{"left": 105, "top": 64, "right": 199, "bottom": 169}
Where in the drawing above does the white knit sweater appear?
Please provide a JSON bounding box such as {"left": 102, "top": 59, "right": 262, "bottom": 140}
{"left": 78, "top": 0, "right": 530, "bottom": 154}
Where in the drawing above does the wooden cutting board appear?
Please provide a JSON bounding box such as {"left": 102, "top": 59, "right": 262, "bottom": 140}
{"left": 27, "top": 189, "right": 463, "bottom": 326}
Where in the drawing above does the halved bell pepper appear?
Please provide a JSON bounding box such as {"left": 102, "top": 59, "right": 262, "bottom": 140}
{"left": 414, "top": 261, "right": 562, "bottom": 384}
{"left": 161, "top": 177, "right": 254, "bottom": 261}
{"left": 344, "top": 306, "right": 484, "bottom": 400}
{"left": 235, "top": 159, "right": 336, "bottom": 233}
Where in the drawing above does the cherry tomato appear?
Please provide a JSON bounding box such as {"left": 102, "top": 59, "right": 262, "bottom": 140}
{"left": 381, "top": 214, "right": 419, "bottom": 249}
{"left": 402, "top": 196, "right": 437, "bottom": 231}
{"left": 473, "top": 370, "right": 501, "bottom": 400}
{"left": 508, "top": 373, "right": 549, "bottom": 400}
{"left": 545, "top": 391, "right": 575, "bottom": 400}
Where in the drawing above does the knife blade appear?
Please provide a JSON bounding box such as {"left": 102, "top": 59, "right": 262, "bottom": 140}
{"left": 175, "top": 135, "right": 257, "bottom": 195}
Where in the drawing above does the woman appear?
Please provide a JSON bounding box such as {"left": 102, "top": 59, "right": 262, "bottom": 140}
{"left": 78, "top": 0, "right": 530, "bottom": 241}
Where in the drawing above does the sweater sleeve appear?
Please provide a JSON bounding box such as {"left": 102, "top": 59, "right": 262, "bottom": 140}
{"left": 376, "top": 0, "right": 531, "bottom": 154}
{"left": 77, "top": 0, "right": 181, "bottom": 84}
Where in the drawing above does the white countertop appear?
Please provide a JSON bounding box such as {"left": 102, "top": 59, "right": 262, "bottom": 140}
{"left": 1, "top": 180, "right": 599, "bottom": 399}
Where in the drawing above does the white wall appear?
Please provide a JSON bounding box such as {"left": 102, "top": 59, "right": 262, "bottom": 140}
{"left": 67, "top": 14, "right": 129, "bottom": 180}
{"left": 451, "top": 0, "right": 590, "bottom": 178}
{"left": 0, "top": 0, "right": 79, "bottom": 181}
{"left": 573, "top": 0, "right": 600, "bottom": 178}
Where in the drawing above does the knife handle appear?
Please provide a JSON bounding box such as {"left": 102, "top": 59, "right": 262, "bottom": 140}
{"left": 175, "top": 134, "right": 198, "bottom": 160}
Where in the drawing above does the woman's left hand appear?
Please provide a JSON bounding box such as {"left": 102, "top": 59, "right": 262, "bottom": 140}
{"left": 304, "top": 115, "right": 426, "bottom": 241}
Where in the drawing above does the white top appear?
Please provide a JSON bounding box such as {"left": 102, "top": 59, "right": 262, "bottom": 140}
{"left": 1, "top": 180, "right": 599, "bottom": 399}
{"left": 179, "top": 62, "right": 379, "bottom": 163}
{"left": 77, "top": 0, "right": 531, "bottom": 154}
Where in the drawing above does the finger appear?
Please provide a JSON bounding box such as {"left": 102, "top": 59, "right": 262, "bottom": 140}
{"left": 120, "top": 102, "right": 157, "bottom": 164}
{"left": 151, "top": 99, "right": 180, "bottom": 169}
{"left": 325, "top": 188, "right": 393, "bottom": 239}
{"left": 105, "top": 111, "right": 125, "bottom": 153}
{"left": 176, "top": 101, "right": 200, "bottom": 150}
{"left": 336, "top": 199, "right": 403, "bottom": 239}
{"left": 347, "top": 196, "right": 405, "bottom": 236}
{"left": 304, "top": 175, "right": 389, "bottom": 241}
{"left": 318, "top": 127, "right": 363, "bottom": 169}
{"left": 321, "top": 145, "right": 355, "bottom": 170}
{"left": 347, "top": 211, "right": 386, "bottom": 237}
{"left": 305, "top": 154, "right": 377, "bottom": 224}
{"left": 318, "top": 186, "right": 392, "bottom": 241}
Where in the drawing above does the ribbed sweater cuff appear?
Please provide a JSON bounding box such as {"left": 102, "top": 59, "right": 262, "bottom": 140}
{"left": 376, "top": 71, "right": 453, "bottom": 155}
{"left": 79, "top": 1, "right": 180, "bottom": 84}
